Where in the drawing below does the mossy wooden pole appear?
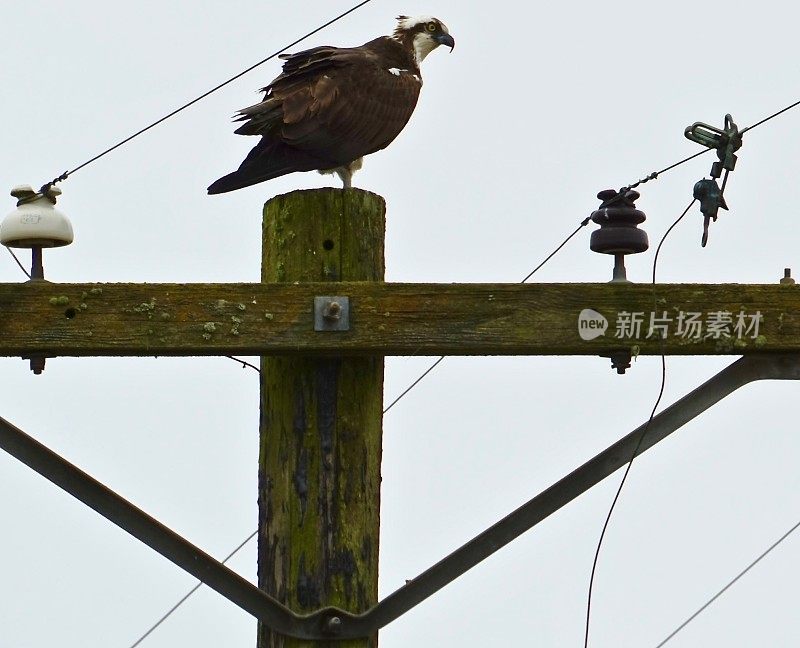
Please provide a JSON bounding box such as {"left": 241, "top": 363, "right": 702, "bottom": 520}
{"left": 258, "top": 189, "right": 385, "bottom": 648}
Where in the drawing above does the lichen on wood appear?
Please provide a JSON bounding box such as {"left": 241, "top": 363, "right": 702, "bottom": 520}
{"left": 258, "top": 188, "right": 385, "bottom": 648}
{"left": 0, "top": 280, "right": 798, "bottom": 357}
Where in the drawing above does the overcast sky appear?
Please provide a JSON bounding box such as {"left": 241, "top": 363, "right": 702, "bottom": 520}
{"left": 3, "top": 1, "right": 800, "bottom": 646}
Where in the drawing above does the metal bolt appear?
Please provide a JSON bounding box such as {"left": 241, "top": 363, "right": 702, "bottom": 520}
{"left": 608, "top": 350, "right": 632, "bottom": 375}
{"left": 323, "top": 301, "right": 342, "bottom": 320}
{"left": 780, "top": 268, "right": 795, "bottom": 285}
{"left": 322, "top": 616, "right": 343, "bottom": 636}
{"left": 314, "top": 296, "right": 350, "bottom": 332}
{"left": 29, "top": 356, "right": 46, "bottom": 375}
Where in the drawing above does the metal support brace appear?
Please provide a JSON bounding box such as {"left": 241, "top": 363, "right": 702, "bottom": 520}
{"left": 1, "top": 353, "right": 798, "bottom": 640}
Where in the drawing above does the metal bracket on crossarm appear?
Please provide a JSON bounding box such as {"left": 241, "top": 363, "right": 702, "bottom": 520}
{"left": 1, "top": 353, "right": 799, "bottom": 640}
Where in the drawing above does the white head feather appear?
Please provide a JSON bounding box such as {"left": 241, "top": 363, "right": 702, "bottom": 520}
{"left": 395, "top": 15, "right": 438, "bottom": 30}
{"left": 393, "top": 15, "right": 452, "bottom": 64}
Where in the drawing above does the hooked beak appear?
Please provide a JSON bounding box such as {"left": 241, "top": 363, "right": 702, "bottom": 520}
{"left": 436, "top": 32, "right": 455, "bottom": 52}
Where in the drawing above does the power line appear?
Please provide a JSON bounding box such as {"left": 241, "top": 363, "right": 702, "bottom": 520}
{"left": 655, "top": 517, "right": 800, "bottom": 647}
{"left": 128, "top": 531, "right": 257, "bottom": 648}
{"left": 141, "top": 215, "right": 592, "bottom": 637}
{"left": 384, "top": 142, "right": 714, "bottom": 415}
{"left": 741, "top": 98, "right": 800, "bottom": 134}
{"left": 384, "top": 215, "right": 592, "bottom": 415}
{"left": 621, "top": 95, "right": 800, "bottom": 196}
{"left": 623, "top": 149, "right": 713, "bottom": 192}
{"left": 45, "top": 0, "right": 376, "bottom": 189}
{"left": 383, "top": 356, "right": 445, "bottom": 415}
{"left": 583, "top": 198, "right": 696, "bottom": 648}
{"left": 119, "top": 6, "right": 379, "bottom": 643}
{"left": 519, "top": 215, "right": 593, "bottom": 283}
{"left": 5, "top": 247, "right": 31, "bottom": 280}
{"left": 583, "top": 98, "right": 800, "bottom": 644}
{"left": 120, "top": 78, "right": 800, "bottom": 648}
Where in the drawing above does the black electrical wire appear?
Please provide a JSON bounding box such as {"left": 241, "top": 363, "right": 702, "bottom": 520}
{"left": 384, "top": 143, "right": 715, "bottom": 415}
{"left": 519, "top": 216, "right": 593, "bottom": 283}
{"left": 115, "top": 62, "right": 800, "bottom": 648}
{"left": 624, "top": 95, "right": 800, "bottom": 197}
{"left": 5, "top": 247, "right": 31, "bottom": 280}
{"left": 624, "top": 149, "right": 713, "bottom": 191}
{"left": 583, "top": 198, "right": 696, "bottom": 648}
{"left": 134, "top": 215, "right": 595, "bottom": 638}
{"left": 226, "top": 356, "right": 260, "bottom": 373}
{"left": 224, "top": 210, "right": 593, "bottom": 416}
{"left": 210, "top": 139, "right": 717, "bottom": 413}
{"left": 655, "top": 517, "right": 800, "bottom": 647}
{"left": 45, "top": 0, "right": 376, "bottom": 188}
{"left": 383, "top": 356, "right": 445, "bottom": 415}
{"left": 741, "top": 98, "right": 800, "bottom": 134}
{"left": 128, "top": 531, "right": 257, "bottom": 648}
{"left": 384, "top": 215, "right": 592, "bottom": 415}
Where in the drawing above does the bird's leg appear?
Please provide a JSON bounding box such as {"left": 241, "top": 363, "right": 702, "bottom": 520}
{"left": 336, "top": 167, "right": 353, "bottom": 189}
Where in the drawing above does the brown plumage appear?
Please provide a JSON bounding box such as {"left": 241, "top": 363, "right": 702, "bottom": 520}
{"left": 207, "top": 16, "right": 454, "bottom": 194}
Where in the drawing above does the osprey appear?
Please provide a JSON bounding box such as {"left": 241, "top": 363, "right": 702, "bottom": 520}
{"left": 207, "top": 15, "right": 454, "bottom": 194}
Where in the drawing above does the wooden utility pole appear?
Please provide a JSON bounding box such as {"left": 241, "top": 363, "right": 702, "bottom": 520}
{"left": 2, "top": 189, "right": 800, "bottom": 643}
{"left": 258, "top": 189, "right": 385, "bottom": 648}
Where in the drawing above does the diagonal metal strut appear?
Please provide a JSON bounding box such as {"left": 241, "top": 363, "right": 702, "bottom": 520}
{"left": 0, "top": 414, "right": 332, "bottom": 640}
{"left": 1, "top": 354, "right": 798, "bottom": 640}
{"left": 361, "top": 354, "right": 800, "bottom": 631}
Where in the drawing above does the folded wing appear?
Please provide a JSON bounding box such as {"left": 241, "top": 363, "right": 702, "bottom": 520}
{"left": 208, "top": 43, "right": 422, "bottom": 194}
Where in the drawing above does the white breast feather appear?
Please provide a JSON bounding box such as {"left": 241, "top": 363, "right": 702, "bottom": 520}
{"left": 412, "top": 33, "right": 439, "bottom": 63}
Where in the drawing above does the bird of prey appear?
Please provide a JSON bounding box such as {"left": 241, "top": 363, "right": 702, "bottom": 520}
{"left": 207, "top": 15, "right": 454, "bottom": 194}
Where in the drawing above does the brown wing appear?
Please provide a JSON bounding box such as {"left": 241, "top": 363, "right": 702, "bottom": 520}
{"left": 234, "top": 44, "right": 422, "bottom": 166}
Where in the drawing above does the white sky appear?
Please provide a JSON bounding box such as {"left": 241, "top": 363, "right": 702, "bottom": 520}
{"left": 2, "top": 1, "right": 800, "bottom": 646}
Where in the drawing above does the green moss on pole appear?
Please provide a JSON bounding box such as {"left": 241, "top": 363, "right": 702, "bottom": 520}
{"left": 258, "top": 189, "right": 385, "bottom": 648}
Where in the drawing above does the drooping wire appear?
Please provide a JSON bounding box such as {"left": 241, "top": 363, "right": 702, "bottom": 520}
{"left": 650, "top": 201, "right": 697, "bottom": 284}
{"left": 583, "top": 198, "right": 696, "bottom": 648}
{"left": 134, "top": 214, "right": 594, "bottom": 641}
{"left": 5, "top": 247, "right": 31, "bottom": 280}
{"left": 127, "top": 531, "right": 258, "bottom": 648}
{"left": 45, "top": 0, "right": 376, "bottom": 188}
{"left": 129, "top": 95, "right": 800, "bottom": 646}
{"left": 226, "top": 356, "right": 260, "bottom": 373}
{"left": 655, "top": 517, "right": 800, "bottom": 647}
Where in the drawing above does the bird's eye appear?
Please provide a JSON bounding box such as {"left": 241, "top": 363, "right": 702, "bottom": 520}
{"left": 426, "top": 22, "right": 437, "bottom": 32}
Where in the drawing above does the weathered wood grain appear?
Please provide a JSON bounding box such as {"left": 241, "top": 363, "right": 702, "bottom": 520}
{"left": 258, "top": 189, "right": 384, "bottom": 648}
{"left": 0, "top": 281, "right": 795, "bottom": 357}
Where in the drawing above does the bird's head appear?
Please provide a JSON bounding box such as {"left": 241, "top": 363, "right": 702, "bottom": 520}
{"left": 393, "top": 15, "right": 455, "bottom": 63}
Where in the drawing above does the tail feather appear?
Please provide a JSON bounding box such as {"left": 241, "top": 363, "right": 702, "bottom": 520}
{"left": 207, "top": 138, "right": 327, "bottom": 194}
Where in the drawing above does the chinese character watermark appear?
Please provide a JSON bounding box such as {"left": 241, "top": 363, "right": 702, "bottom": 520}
{"left": 581, "top": 309, "right": 764, "bottom": 341}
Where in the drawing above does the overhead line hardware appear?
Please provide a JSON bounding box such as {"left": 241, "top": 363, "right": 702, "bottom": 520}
{"left": 684, "top": 114, "right": 743, "bottom": 247}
